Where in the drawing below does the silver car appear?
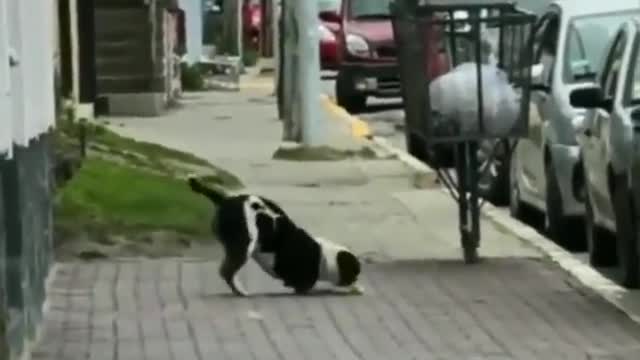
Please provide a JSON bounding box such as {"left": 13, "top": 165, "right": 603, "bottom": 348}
{"left": 571, "top": 18, "right": 640, "bottom": 288}
{"left": 508, "top": 0, "right": 640, "bottom": 249}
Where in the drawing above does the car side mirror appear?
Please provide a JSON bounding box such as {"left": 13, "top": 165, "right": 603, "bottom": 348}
{"left": 569, "top": 86, "right": 605, "bottom": 109}
{"left": 319, "top": 10, "right": 341, "bottom": 23}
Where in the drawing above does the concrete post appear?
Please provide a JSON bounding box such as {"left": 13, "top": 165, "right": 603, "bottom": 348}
{"left": 237, "top": 0, "right": 242, "bottom": 64}
{"left": 294, "top": 0, "right": 324, "bottom": 145}
{"left": 272, "top": 0, "right": 279, "bottom": 91}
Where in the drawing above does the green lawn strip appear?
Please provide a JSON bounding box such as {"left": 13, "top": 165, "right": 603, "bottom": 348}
{"left": 56, "top": 119, "right": 243, "bottom": 188}
{"left": 56, "top": 157, "right": 214, "bottom": 236}
{"left": 54, "top": 158, "right": 221, "bottom": 259}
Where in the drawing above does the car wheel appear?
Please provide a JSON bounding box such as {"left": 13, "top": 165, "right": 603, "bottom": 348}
{"left": 478, "top": 139, "right": 510, "bottom": 206}
{"left": 509, "top": 147, "right": 527, "bottom": 220}
{"left": 336, "top": 71, "right": 366, "bottom": 113}
{"left": 585, "top": 189, "right": 616, "bottom": 267}
{"left": 406, "top": 133, "right": 427, "bottom": 163}
{"left": 612, "top": 174, "right": 640, "bottom": 288}
{"left": 545, "top": 160, "right": 583, "bottom": 251}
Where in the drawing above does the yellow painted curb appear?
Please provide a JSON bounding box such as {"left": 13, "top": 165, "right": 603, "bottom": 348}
{"left": 320, "top": 95, "right": 373, "bottom": 139}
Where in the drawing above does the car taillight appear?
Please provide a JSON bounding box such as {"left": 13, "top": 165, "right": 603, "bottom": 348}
{"left": 251, "top": 10, "right": 260, "bottom": 27}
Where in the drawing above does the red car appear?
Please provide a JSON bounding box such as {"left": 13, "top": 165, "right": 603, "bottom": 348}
{"left": 242, "top": 0, "right": 262, "bottom": 49}
{"left": 318, "top": 0, "right": 342, "bottom": 70}
{"left": 326, "top": 0, "right": 449, "bottom": 113}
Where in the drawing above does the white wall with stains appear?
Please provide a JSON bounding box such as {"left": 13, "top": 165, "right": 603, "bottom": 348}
{"left": 0, "top": 0, "right": 56, "bottom": 153}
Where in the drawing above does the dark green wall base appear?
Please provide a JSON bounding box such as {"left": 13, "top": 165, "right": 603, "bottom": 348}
{"left": 0, "top": 133, "right": 54, "bottom": 360}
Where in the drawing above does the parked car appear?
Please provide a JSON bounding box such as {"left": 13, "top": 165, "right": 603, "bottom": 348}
{"left": 570, "top": 18, "right": 640, "bottom": 287}
{"left": 329, "top": 0, "right": 449, "bottom": 114}
{"left": 491, "top": 0, "right": 640, "bottom": 250}
{"left": 242, "top": 0, "right": 262, "bottom": 49}
{"left": 318, "top": 0, "right": 342, "bottom": 70}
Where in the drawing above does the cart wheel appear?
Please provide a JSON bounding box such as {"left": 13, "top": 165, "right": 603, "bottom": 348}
{"left": 585, "top": 190, "right": 616, "bottom": 267}
{"left": 336, "top": 71, "right": 366, "bottom": 113}
{"left": 612, "top": 174, "right": 640, "bottom": 288}
{"left": 545, "top": 160, "right": 583, "bottom": 251}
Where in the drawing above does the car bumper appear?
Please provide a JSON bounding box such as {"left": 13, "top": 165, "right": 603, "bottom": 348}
{"left": 550, "top": 144, "right": 584, "bottom": 217}
{"left": 320, "top": 41, "right": 339, "bottom": 70}
{"left": 339, "top": 62, "right": 401, "bottom": 98}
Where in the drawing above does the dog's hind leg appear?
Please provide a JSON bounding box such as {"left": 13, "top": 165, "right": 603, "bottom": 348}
{"left": 219, "top": 253, "right": 249, "bottom": 297}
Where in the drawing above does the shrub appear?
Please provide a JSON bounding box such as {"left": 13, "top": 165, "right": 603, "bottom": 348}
{"left": 180, "top": 62, "right": 204, "bottom": 91}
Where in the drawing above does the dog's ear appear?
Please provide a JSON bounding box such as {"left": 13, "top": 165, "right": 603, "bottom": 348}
{"left": 336, "top": 251, "right": 361, "bottom": 286}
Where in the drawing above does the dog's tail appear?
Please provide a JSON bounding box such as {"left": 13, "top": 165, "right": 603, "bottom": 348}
{"left": 187, "top": 175, "right": 228, "bottom": 205}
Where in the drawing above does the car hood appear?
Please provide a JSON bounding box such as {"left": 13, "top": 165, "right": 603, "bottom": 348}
{"left": 344, "top": 19, "right": 393, "bottom": 43}
{"left": 322, "top": 20, "right": 341, "bottom": 33}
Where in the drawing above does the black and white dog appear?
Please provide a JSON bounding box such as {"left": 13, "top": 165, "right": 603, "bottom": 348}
{"left": 188, "top": 176, "right": 362, "bottom": 296}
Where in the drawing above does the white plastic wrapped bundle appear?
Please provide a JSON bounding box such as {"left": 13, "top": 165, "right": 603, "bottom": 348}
{"left": 429, "top": 62, "right": 520, "bottom": 137}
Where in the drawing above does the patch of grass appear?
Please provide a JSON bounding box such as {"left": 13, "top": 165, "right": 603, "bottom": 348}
{"left": 56, "top": 158, "right": 214, "bottom": 237}
{"left": 181, "top": 62, "right": 205, "bottom": 91}
{"left": 56, "top": 119, "right": 244, "bottom": 189}
{"left": 273, "top": 145, "right": 378, "bottom": 161}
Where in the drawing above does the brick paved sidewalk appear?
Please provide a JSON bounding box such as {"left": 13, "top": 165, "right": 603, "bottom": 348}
{"left": 33, "top": 258, "right": 640, "bottom": 360}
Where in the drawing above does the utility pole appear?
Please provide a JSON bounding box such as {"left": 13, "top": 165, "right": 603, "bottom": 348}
{"left": 294, "top": 0, "right": 324, "bottom": 145}
{"left": 273, "top": 0, "right": 280, "bottom": 96}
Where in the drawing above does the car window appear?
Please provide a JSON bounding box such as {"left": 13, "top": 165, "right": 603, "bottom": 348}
{"left": 564, "top": 12, "right": 637, "bottom": 84}
{"left": 601, "top": 31, "right": 627, "bottom": 99}
{"left": 626, "top": 37, "right": 640, "bottom": 104}
{"left": 350, "top": 0, "right": 392, "bottom": 18}
{"left": 532, "top": 14, "right": 559, "bottom": 86}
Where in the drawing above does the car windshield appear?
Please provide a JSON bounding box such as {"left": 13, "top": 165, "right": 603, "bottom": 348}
{"left": 564, "top": 12, "right": 637, "bottom": 83}
{"left": 350, "top": 0, "right": 392, "bottom": 18}
{"left": 629, "top": 53, "right": 640, "bottom": 104}
{"left": 318, "top": 0, "right": 340, "bottom": 12}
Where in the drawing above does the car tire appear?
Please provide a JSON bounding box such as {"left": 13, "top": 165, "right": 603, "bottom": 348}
{"left": 478, "top": 139, "right": 510, "bottom": 206}
{"left": 509, "top": 147, "right": 532, "bottom": 221}
{"left": 612, "top": 174, "right": 640, "bottom": 288}
{"left": 336, "top": 71, "right": 366, "bottom": 113}
{"left": 545, "top": 160, "right": 584, "bottom": 251}
{"left": 585, "top": 190, "right": 616, "bottom": 267}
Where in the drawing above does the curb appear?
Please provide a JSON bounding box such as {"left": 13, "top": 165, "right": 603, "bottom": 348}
{"left": 319, "top": 95, "right": 438, "bottom": 188}
{"left": 322, "top": 94, "right": 640, "bottom": 326}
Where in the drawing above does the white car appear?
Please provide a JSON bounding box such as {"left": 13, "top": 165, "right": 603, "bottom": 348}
{"left": 571, "top": 18, "right": 640, "bottom": 287}
{"left": 507, "top": 0, "right": 640, "bottom": 250}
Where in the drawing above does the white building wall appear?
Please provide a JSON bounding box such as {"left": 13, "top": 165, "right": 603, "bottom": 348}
{"left": 3, "top": 0, "right": 56, "bottom": 148}
{"left": 0, "top": 0, "right": 12, "bottom": 157}
{"left": 179, "top": 0, "right": 204, "bottom": 64}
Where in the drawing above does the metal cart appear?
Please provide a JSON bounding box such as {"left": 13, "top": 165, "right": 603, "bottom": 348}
{"left": 390, "top": 0, "right": 536, "bottom": 263}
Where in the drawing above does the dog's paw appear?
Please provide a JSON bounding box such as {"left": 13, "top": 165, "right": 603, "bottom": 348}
{"left": 348, "top": 284, "right": 364, "bottom": 295}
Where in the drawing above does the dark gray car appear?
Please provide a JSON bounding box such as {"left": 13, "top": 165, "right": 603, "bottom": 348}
{"left": 571, "top": 19, "right": 640, "bottom": 288}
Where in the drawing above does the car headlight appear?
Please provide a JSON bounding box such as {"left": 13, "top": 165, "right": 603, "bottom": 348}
{"left": 319, "top": 24, "right": 335, "bottom": 42}
{"left": 346, "top": 34, "right": 370, "bottom": 57}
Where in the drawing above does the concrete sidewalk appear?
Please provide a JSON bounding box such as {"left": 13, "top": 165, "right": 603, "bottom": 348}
{"left": 32, "top": 79, "right": 640, "bottom": 359}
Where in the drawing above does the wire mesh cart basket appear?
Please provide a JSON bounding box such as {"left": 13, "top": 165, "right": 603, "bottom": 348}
{"left": 390, "top": 0, "right": 536, "bottom": 263}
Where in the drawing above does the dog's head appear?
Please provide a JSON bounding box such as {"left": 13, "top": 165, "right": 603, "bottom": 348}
{"left": 335, "top": 250, "right": 361, "bottom": 287}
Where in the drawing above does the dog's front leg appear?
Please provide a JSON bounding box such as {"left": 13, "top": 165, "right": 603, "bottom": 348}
{"left": 219, "top": 256, "right": 250, "bottom": 297}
